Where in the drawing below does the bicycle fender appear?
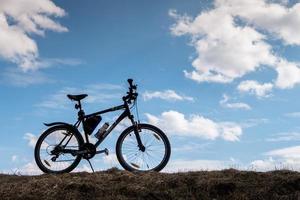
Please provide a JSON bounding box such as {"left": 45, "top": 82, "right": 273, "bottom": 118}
{"left": 44, "top": 122, "right": 73, "bottom": 127}
{"left": 43, "top": 122, "right": 83, "bottom": 142}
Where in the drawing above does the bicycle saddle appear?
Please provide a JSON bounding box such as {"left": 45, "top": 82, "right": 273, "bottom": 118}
{"left": 67, "top": 94, "right": 88, "bottom": 101}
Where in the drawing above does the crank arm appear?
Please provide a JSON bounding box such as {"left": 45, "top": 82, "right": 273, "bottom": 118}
{"left": 96, "top": 148, "right": 109, "bottom": 155}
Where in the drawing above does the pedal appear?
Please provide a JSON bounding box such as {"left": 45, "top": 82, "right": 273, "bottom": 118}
{"left": 96, "top": 148, "right": 109, "bottom": 155}
{"left": 104, "top": 148, "right": 109, "bottom": 156}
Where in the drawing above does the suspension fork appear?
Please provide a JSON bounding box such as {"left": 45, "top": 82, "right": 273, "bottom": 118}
{"left": 128, "top": 114, "right": 145, "bottom": 152}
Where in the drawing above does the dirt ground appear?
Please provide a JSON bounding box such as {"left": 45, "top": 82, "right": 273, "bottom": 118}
{"left": 0, "top": 168, "right": 300, "bottom": 200}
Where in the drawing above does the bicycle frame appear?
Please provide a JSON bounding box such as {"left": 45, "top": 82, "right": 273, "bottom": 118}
{"left": 72, "top": 99, "right": 142, "bottom": 150}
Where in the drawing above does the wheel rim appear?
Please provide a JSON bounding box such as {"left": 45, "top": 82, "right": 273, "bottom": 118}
{"left": 120, "top": 127, "right": 167, "bottom": 171}
{"left": 38, "top": 128, "right": 80, "bottom": 172}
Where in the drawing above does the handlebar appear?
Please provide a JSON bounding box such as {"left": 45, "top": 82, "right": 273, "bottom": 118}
{"left": 123, "top": 79, "right": 138, "bottom": 103}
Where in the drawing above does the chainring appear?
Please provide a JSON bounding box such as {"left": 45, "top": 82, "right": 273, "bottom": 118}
{"left": 81, "top": 143, "right": 97, "bottom": 159}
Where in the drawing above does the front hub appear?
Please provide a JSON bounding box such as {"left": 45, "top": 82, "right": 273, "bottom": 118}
{"left": 139, "top": 145, "right": 146, "bottom": 152}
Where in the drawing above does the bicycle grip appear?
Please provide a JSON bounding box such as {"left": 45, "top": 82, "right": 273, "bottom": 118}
{"left": 127, "top": 79, "right": 133, "bottom": 87}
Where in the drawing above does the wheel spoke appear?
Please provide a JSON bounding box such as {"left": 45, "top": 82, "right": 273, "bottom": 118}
{"left": 119, "top": 126, "right": 169, "bottom": 171}
{"left": 37, "top": 127, "right": 80, "bottom": 173}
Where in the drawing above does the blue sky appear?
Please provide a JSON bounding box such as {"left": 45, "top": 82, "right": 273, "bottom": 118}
{"left": 1, "top": 0, "right": 300, "bottom": 173}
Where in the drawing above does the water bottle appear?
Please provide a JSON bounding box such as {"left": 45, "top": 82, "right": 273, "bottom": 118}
{"left": 94, "top": 122, "right": 109, "bottom": 139}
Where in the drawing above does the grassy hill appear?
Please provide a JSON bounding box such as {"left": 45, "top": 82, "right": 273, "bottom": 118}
{"left": 0, "top": 168, "right": 300, "bottom": 200}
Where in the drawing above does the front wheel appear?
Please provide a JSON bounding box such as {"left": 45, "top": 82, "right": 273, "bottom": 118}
{"left": 116, "top": 123, "right": 171, "bottom": 172}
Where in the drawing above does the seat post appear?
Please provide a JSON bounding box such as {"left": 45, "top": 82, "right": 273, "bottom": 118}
{"left": 76, "top": 100, "right": 85, "bottom": 120}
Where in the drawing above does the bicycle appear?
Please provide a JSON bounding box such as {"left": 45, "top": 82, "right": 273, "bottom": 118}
{"left": 34, "top": 79, "right": 171, "bottom": 173}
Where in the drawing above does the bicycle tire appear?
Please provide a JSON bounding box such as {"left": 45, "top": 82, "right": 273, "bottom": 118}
{"left": 34, "top": 125, "right": 84, "bottom": 174}
{"left": 116, "top": 123, "right": 171, "bottom": 172}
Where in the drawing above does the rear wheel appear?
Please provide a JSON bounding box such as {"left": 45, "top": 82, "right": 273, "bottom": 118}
{"left": 34, "top": 125, "right": 84, "bottom": 174}
{"left": 116, "top": 124, "right": 171, "bottom": 172}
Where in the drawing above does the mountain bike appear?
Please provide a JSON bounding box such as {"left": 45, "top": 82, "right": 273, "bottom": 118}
{"left": 34, "top": 79, "right": 171, "bottom": 173}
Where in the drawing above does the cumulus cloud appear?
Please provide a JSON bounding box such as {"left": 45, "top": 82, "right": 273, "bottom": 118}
{"left": 0, "top": 0, "right": 67, "bottom": 70}
{"left": 275, "top": 59, "right": 300, "bottom": 89}
{"left": 170, "top": 5, "right": 276, "bottom": 84}
{"left": 219, "top": 94, "right": 251, "bottom": 110}
{"left": 216, "top": 0, "right": 300, "bottom": 45}
{"left": 170, "top": 0, "right": 300, "bottom": 90}
{"left": 237, "top": 80, "right": 273, "bottom": 98}
{"left": 143, "top": 90, "right": 194, "bottom": 102}
{"left": 145, "top": 110, "right": 242, "bottom": 141}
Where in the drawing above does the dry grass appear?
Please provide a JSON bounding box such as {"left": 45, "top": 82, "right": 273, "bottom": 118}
{"left": 0, "top": 168, "right": 300, "bottom": 200}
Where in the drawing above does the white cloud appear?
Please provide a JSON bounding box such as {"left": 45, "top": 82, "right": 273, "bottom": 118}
{"left": 170, "top": 6, "right": 276, "bottom": 84}
{"left": 23, "top": 133, "right": 38, "bottom": 148}
{"left": 11, "top": 155, "right": 18, "bottom": 162}
{"left": 237, "top": 80, "right": 273, "bottom": 98}
{"left": 219, "top": 94, "right": 251, "bottom": 110}
{"left": 15, "top": 161, "right": 42, "bottom": 175}
{"left": 170, "top": 0, "right": 300, "bottom": 90}
{"left": 249, "top": 158, "right": 279, "bottom": 171}
{"left": 267, "top": 145, "right": 300, "bottom": 160}
{"left": 143, "top": 90, "right": 194, "bottom": 102}
{"left": 0, "top": 0, "right": 67, "bottom": 70}
{"left": 145, "top": 110, "right": 242, "bottom": 141}
{"left": 37, "top": 84, "right": 123, "bottom": 109}
{"left": 250, "top": 145, "right": 300, "bottom": 171}
{"left": 275, "top": 59, "right": 300, "bottom": 89}
{"left": 163, "top": 159, "right": 236, "bottom": 172}
{"left": 216, "top": 0, "right": 300, "bottom": 45}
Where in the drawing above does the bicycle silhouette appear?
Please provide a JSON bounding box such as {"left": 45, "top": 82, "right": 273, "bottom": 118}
{"left": 34, "top": 79, "right": 171, "bottom": 173}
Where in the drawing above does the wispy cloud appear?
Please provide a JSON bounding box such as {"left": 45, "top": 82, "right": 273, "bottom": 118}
{"left": 1, "top": 58, "right": 83, "bottom": 87}
{"left": 173, "top": 142, "right": 212, "bottom": 152}
{"left": 143, "top": 90, "right": 194, "bottom": 102}
{"left": 219, "top": 94, "right": 251, "bottom": 110}
{"left": 266, "top": 132, "right": 300, "bottom": 142}
{"left": 23, "top": 133, "right": 38, "bottom": 148}
{"left": 284, "top": 112, "right": 300, "bottom": 118}
{"left": 36, "top": 83, "right": 123, "bottom": 109}
{"left": 163, "top": 159, "right": 236, "bottom": 172}
{"left": 1, "top": 68, "right": 53, "bottom": 87}
{"left": 240, "top": 118, "right": 269, "bottom": 128}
